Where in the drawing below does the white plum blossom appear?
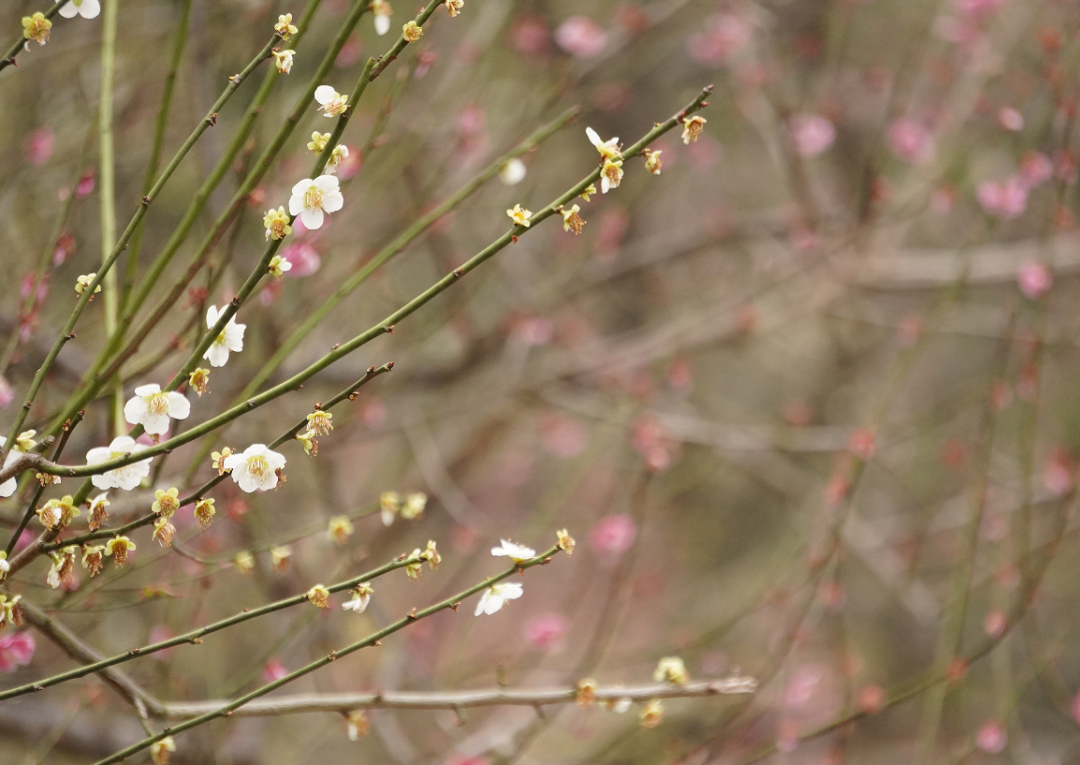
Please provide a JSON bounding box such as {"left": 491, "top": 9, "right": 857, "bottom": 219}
{"left": 123, "top": 384, "right": 190, "bottom": 436}
{"left": 373, "top": 0, "right": 392, "bottom": 35}
{"left": 288, "top": 175, "right": 344, "bottom": 230}
{"left": 491, "top": 539, "right": 536, "bottom": 562}
{"left": 314, "top": 85, "right": 349, "bottom": 117}
{"left": 60, "top": 0, "right": 101, "bottom": 19}
{"left": 342, "top": 583, "right": 373, "bottom": 614}
{"left": 203, "top": 305, "right": 246, "bottom": 368}
{"left": 86, "top": 436, "right": 152, "bottom": 491}
{"left": 223, "top": 444, "right": 286, "bottom": 493}
{"left": 586, "top": 127, "right": 622, "bottom": 161}
{"left": 475, "top": 581, "right": 524, "bottom": 616}
{"left": 499, "top": 158, "right": 527, "bottom": 185}
{"left": 0, "top": 436, "right": 30, "bottom": 498}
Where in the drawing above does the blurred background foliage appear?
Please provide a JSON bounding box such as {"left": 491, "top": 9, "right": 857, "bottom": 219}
{"left": 3, "top": 0, "right": 1080, "bottom": 763}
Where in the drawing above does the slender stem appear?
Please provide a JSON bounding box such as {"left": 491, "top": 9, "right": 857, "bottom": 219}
{"left": 93, "top": 546, "right": 565, "bottom": 765}
{"left": 0, "top": 1, "right": 66, "bottom": 73}
{"left": 0, "top": 554, "right": 412, "bottom": 702}
{"left": 12, "top": 87, "right": 712, "bottom": 485}
{"left": 98, "top": 0, "right": 122, "bottom": 437}
{"left": 118, "top": 0, "right": 194, "bottom": 315}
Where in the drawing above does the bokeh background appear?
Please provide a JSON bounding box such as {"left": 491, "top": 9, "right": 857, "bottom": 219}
{"left": 3, "top": 0, "right": 1080, "bottom": 763}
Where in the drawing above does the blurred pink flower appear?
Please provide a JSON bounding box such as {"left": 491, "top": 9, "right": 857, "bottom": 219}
{"left": 977, "top": 176, "right": 1027, "bottom": 218}
{"left": 1020, "top": 151, "right": 1053, "bottom": 188}
{"left": 848, "top": 428, "right": 876, "bottom": 460}
{"left": 509, "top": 15, "right": 550, "bottom": 56}
{"left": 75, "top": 169, "right": 96, "bottom": 198}
{"left": 335, "top": 34, "right": 363, "bottom": 68}
{"left": 540, "top": 414, "right": 588, "bottom": 458}
{"left": 0, "top": 632, "right": 35, "bottom": 672}
{"left": 281, "top": 242, "right": 321, "bottom": 277}
{"left": 0, "top": 375, "right": 12, "bottom": 408}
{"left": 783, "top": 665, "right": 823, "bottom": 709}
{"left": 983, "top": 609, "right": 1006, "bottom": 638}
{"left": 789, "top": 114, "right": 835, "bottom": 157}
{"left": 263, "top": 659, "right": 288, "bottom": 682}
{"left": 1017, "top": 261, "right": 1051, "bottom": 299}
{"left": 686, "top": 13, "right": 751, "bottom": 66}
{"left": 1054, "top": 149, "right": 1078, "bottom": 184}
{"left": 589, "top": 514, "right": 636, "bottom": 556}
{"left": 959, "top": 0, "right": 1006, "bottom": 16}
{"left": 857, "top": 684, "right": 885, "bottom": 714}
{"left": 336, "top": 145, "right": 361, "bottom": 180}
{"left": 554, "top": 16, "right": 608, "bottom": 59}
{"left": 887, "top": 118, "right": 935, "bottom": 164}
{"left": 524, "top": 613, "right": 568, "bottom": 650}
{"left": 976, "top": 720, "right": 1007, "bottom": 753}
{"left": 997, "top": 106, "right": 1023, "bottom": 132}
{"left": 24, "top": 126, "right": 55, "bottom": 165}
{"left": 515, "top": 316, "right": 553, "bottom": 346}
{"left": 1044, "top": 448, "right": 1074, "bottom": 496}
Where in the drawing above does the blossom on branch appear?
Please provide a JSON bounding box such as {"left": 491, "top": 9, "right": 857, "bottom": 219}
{"left": 342, "top": 582, "right": 373, "bottom": 613}
{"left": 0, "top": 436, "right": 31, "bottom": 498}
{"left": 123, "top": 384, "right": 190, "bottom": 435}
{"left": 203, "top": 305, "right": 246, "bottom": 367}
{"left": 314, "top": 85, "right": 349, "bottom": 117}
{"left": 223, "top": 444, "right": 286, "bottom": 493}
{"left": 22, "top": 13, "right": 52, "bottom": 45}
{"left": 272, "top": 49, "right": 295, "bottom": 74}
{"left": 274, "top": 13, "right": 298, "bottom": 40}
{"left": 60, "top": 0, "right": 101, "bottom": 19}
{"left": 491, "top": 539, "right": 536, "bottom": 562}
{"left": 507, "top": 204, "right": 532, "bottom": 227}
{"left": 586, "top": 127, "right": 622, "bottom": 161}
{"left": 86, "top": 436, "right": 152, "bottom": 491}
{"left": 403, "top": 21, "right": 423, "bottom": 42}
{"left": 288, "top": 175, "right": 344, "bottom": 229}
{"left": 372, "top": 0, "right": 392, "bottom": 35}
{"left": 475, "top": 581, "right": 524, "bottom": 615}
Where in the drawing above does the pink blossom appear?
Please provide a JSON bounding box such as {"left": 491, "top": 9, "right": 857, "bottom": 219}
{"left": 523, "top": 613, "right": 568, "bottom": 650}
{"left": 24, "top": 127, "right": 55, "bottom": 166}
{"left": 1020, "top": 152, "right": 1053, "bottom": 188}
{"left": 977, "top": 176, "right": 1027, "bottom": 218}
{"left": 686, "top": 13, "right": 751, "bottom": 66}
{"left": 263, "top": 659, "right": 288, "bottom": 682}
{"left": 997, "top": 106, "right": 1023, "bottom": 132}
{"left": 540, "top": 414, "right": 588, "bottom": 458}
{"left": 554, "top": 16, "right": 608, "bottom": 59}
{"left": 975, "top": 720, "right": 1007, "bottom": 753}
{"left": 1017, "top": 261, "right": 1051, "bottom": 299}
{"left": 887, "top": 118, "right": 935, "bottom": 164}
{"left": 75, "top": 169, "right": 96, "bottom": 199}
{"left": 0, "top": 376, "right": 12, "bottom": 408}
{"left": 0, "top": 632, "right": 35, "bottom": 672}
{"left": 589, "top": 514, "right": 636, "bottom": 556}
{"left": 281, "top": 242, "right": 321, "bottom": 277}
{"left": 789, "top": 114, "right": 835, "bottom": 158}
{"left": 509, "top": 15, "right": 550, "bottom": 56}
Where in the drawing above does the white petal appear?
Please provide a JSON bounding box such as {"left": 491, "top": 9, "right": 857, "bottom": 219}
{"left": 0, "top": 477, "right": 15, "bottom": 498}
{"left": 314, "top": 175, "right": 339, "bottom": 193}
{"left": 86, "top": 446, "right": 111, "bottom": 465}
{"left": 291, "top": 178, "right": 314, "bottom": 196}
{"left": 142, "top": 413, "right": 170, "bottom": 435}
{"left": 586, "top": 127, "right": 601, "bottom": 147}
{"left": 134, "top": 384, "right": 160, "bottom": 396}
{"left": 322, "top": 190, "right": 344, "bottom": 213}
{"left": 223, "top": 454, "right": 245, "bottom": 471}
{"left": 382, "top": 509, "right": 394, "bottom": 526}
{"left": 499, "top": 159, "right": 526, "bottom": 185}
{"left": 224, "top": 323, "right": 246, "bottom": 352}
{"left": 205, "top": 343, "right": 229, "bottom": 367}
{"left": 375, "top": 14, "right": 390, "bottom": 35}
{"left": 300, "top": 206, "right": 324, "bottom": 229}
{"left": 80, "top": 0, "right": 101, "bottom": 18}
{"left": 206, "top": 305, "right": 220, "bottom": 329}
{"left": 258, "top": 471, "right": 279, "bottom": 491}
{"left": 601, "top": 177, "right": 611, "bottom": 194}
{"left": 59, "top": 3, "right": 80, "bottom": 18}
{"left": 124, "top": 396, "right": 148, "bottom": 426}
{"left": 110, "top": 436, "right": 137, "bottom": 452}
{"left": 314, "top": 85, "right": 336, "bottom": 105}
{"left": 91, "top": 474, "right": 113, "bottom": 490}
{"left": 167, "top": 392, "right": 190, "bottom": 420}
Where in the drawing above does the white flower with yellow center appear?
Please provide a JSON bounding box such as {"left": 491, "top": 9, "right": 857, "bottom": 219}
{"left": 475, "top": 581, "right": 524, "bottom": 616}
{"left": 372, "top": 0, "right": 392, "bottom": 35}
{"left": 203, "top": 305, "right": 246, "bottom": 368}
{"left": 507, "top": 204, "right": 532, "bottom": 228}
{"left": 600, "top": 158, "right": 623, "bottom": 194}
{"left": 123, "top": 384, "right": 190, "bottom": 435}
{"left": 314, "top": 85, "right": 349, "bottom": 117}
{"left": 491, "top": 539, "right": 536, "bottom": 562}
{"left": 223, "top": 444, "right": 286, "bottom": 493}
{"left": 59, "top": 0, "right": 101, "bottom": 19}
{"left": 272, "top": 49, "right": 295, "bottom": 74}
{"left": 288, "top": 175, "right": 344, "bottom": 230}
{"left": 342, "top": 583, "right": 373, "bottom": 613}
{"left": 586, "top": 127, "right": 622, "bottom": 161}
{"left": 86, "top": 436, "right": 152, "bottom": 491}
{"left": 0, "top": 436, "right": 30, "bottom": 498}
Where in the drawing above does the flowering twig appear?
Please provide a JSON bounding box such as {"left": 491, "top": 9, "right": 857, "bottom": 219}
{"left": 0, "top": 550, "right": 413, "bottom": 702}
{"left": 92, "top": 545, "right": 567, "bottom": 764}
{"left": 0, "top": 1, "right": 66, "bottom": 73}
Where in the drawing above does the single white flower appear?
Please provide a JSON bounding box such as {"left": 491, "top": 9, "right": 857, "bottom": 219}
{"left": 86, "top": 436, "right": 152, "bottom": 491}
{"left": 491, "top": 539, "right": 536, "bottom": 562}
{"left": 499, "top": 158, "right": 527, "bottom": 185}
{"left": 203, "top": 305, "right": 246, "bottom": 368}
{"left": 342, "top": 583, "right": 373, "bottom": 614}
{"left": 325, "top": 144, "right": 349, "bottom": 175}
{"left": 288, "top": 175, "right": 344, "bottom": 230}
{"left": 586, "top": 127, "right": 622, "bottom": 161}
{"left": 272, "top": 49, "right": 296, "bottom": 74}
{"left": 475, "top": 581, "right": 524, "bottom": 616}
{"left": 123, "top": 384, "right": 190, "bottom": 436}
{"left": 314, "top": 85, "right": 349, "bottom": 117}
{"left": 223, "top": 444, "right": 286, "bottom": 493}
{"left": 0, "top": 436, "right": 29, "bottom": 498}
{"left": 59, "top": 0, "right": 101, "bottom": 19}
{"left": 373, "top": 0, "right": 392, "bottom": 35}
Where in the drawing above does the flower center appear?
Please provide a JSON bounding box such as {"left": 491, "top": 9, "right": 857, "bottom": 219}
{"left": 147, "top": 392, "right": 170, "bottom": 416}
{"left": 246, "top": 455, "right": 269, "bottom": 478}
{"left": 304, "top": 186, "right": 324, "bottom": 210}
